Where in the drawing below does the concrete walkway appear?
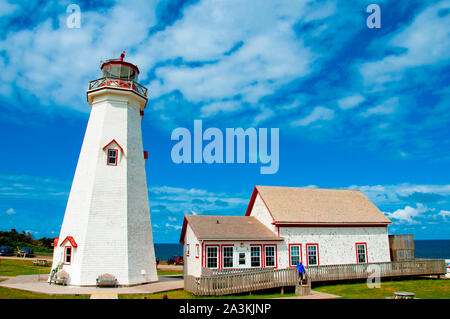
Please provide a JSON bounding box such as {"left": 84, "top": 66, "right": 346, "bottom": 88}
{"left": 90, "top": 293, "right": 118, "bottom": 299}
{"left": 0, "top": 275, "right": 183, "bottom": 296}
{"left": 276, "top": 291, "right": 341, "bottom": 299}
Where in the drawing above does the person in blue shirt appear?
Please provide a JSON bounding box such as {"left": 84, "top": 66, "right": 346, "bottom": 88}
{"left": 296, "top": 262, "right": 305, "bottom": 282}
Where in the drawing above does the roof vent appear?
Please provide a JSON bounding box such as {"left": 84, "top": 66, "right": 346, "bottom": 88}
{"left": 216, "top": 220, "right": 220, "bottom": 224}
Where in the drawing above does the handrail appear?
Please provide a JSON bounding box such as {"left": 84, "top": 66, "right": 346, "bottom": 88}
{"left": 187, "top": 259, "right": 446, "bottom": 296}
{"left": 87, "top": 77, "right": 148, "bottom": 98}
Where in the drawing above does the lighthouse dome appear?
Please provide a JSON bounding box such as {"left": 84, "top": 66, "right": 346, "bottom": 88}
{"left": 100, "top": 51, "right": 139, "bottom": 81}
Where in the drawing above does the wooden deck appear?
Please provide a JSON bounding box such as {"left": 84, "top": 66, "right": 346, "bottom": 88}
{"left": 184, "top": 259, "right": 446, "bottom": 296}
{"left": 305, "top": 258, "right": 445, "bottom": 282}
{"left": 185, "top": 268, "right": 300, "bottom": 296}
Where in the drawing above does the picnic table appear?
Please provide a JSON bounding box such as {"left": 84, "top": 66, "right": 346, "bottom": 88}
{"left": 33, "top": 259, "right": 50, "bottom": 266}
{"left": 393, "top": 292, "right": 415, "bottom": 299}
{"left": 386, "top": 291, "right": 416, "bottom": 299}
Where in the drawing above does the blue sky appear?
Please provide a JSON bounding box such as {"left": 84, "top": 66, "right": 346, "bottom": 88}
{"left": 0, "top": 0, "right": 449, "bottom": 242}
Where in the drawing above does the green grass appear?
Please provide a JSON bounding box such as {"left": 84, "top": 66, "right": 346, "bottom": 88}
{"left": 120, "top": 287, "right": 296, "bottom": 299}
{"left": 121, "top": 278, "right": 450, "bottom": 299}
{"left": 314, "top": 278, "right": 450, "bottom": 299}
{"left": 157, "top": 269, "right": 183, "bottom": 276}
{"left": 0, "top": 258, "right": 51, "bottom": 277}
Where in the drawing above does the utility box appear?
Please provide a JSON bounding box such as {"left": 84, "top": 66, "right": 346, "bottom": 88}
{"left": 389, "top": 234, "right": 415, "bottom": 261}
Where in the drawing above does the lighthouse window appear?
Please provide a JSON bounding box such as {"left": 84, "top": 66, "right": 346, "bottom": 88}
{"left": 64, "top": 247, "right": 72, "bottom": 264}
{"left": 107, "top": 149, "right": 118, "bottom": 166}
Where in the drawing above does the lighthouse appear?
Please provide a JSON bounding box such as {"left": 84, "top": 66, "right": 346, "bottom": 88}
{"left": 50, "top": 52, "right": 158, "bottom": 286}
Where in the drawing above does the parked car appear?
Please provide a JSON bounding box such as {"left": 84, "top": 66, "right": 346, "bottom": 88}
{"left": 0, "top": 245, "right": 14, "bottom": 256}
{"left": 167, "top": 256, "right": 183, "bottom": 265}
{"left": 17, "top": 247, "right": 35, "bottom": 257}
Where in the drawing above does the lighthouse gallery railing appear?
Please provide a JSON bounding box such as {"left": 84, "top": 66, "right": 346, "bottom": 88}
{"left": 88, "top": 77, "right": 148, "bottom": 98}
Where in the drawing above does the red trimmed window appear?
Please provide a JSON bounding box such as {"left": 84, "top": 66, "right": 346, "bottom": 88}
{"left": 306, "top": 244, "right": 319, "bottom": 266}
{"left": 64, "top": 246, "right": 72, "bottom": 265}
{"left": 250, "top": 246, "right": 261, "bottom": 267}
{"left": 356, "top": 243, "right": 368, "bottom": 264}
{"left": 196, "top": 244, "right": 199, "bottom": 259}
{"left": 186, "top": 244, "right": 190, "bottom": 257}
{"left": 206, "top": 246, "right": 219, "bottom": 269}
{"left": 107, "top": 149, "right": 118, "bottom": 166}
{"left": 289, "top": 244, "right": 301, "bottom": 267}
{"left": 265, "top": 245, "right": 276, "bottom": 268}
{"left": 222, "top": 246, "right": 233, "bottom": 268}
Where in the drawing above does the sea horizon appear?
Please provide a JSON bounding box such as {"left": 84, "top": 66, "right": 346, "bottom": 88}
{"left": 153, "top": 239, "right": 450, "bottom": 261}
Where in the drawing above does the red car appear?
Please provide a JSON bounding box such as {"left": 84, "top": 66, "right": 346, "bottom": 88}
{"left": 167, "top": 256, "right": 184, "bottom": 265}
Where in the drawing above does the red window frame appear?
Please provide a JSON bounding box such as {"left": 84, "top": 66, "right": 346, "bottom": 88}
{"left": 356, "top": 242, "right": 368, "bottom": 264}
{"left": 306, "top": 243, "right": 319, "bottom": 266}
{"left": 288, "top": 243, "right": 302, "bottom": 267}
{"left": 250, "top": 244, "right": 263, "bottom": 268}
{"left": 186, "top": 244, "right": 190, "bottom": 257}
{"left": 205, "top": 245, "right": 219, "bottom": 269}
{"left": 63, "top": 246, "right": 72, "bottom": 265}
{"left": 195, "top": 244, "right": 199, "bottom": 259}
{"left": 107, "top": 148, "right": 118, "bottom": 166}
{"left": 263, "top": 244, "right": 277, "bottom": 268}
{"left": 221, "top": 245, "right": 234, "bottom": 269}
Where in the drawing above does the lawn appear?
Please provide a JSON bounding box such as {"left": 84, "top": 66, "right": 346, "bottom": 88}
{"left": 314, "top": 278, "right": 450, "bottom": 299}
{"left": 0, "top": 258, "right": 51, "bottom": 277}
{"left": 119, "top": 288, "right": 296, "bottom": 299}
{"left": 4, "top": 258, "right": 446, "bottom": 300}
{"left": 157, "top": 269, "right": 183, "bottom": 276}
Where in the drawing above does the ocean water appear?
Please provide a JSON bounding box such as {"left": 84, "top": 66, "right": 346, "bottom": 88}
{"left": 414, "top": 240, "right": 450, "bottom": 259}
{"left": 154, "top": 243, "right": 183, "bottom": 261}
{"left": 154, "top": 240, "right": 450, "bottom": 261}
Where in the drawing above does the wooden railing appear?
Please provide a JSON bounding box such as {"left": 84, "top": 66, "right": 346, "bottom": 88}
{"left": 88, "top": 77, "right": 148, "bottom": 98}
{"left": 186, "top": 268, "right": 299, "bottom": 296}
{"left": 305, "top": 259, "right": 445, "bottom": 282}
{"left": 185, "top": 259, "right": 445, "bottom": 296}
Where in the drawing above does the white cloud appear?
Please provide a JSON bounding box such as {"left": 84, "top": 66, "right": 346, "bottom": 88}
{"left": 200, "top": 101, "right": 242, "bottom": 118}
{"left": 0, "top": 0, "right": 344, "bottom": 125}
{"left": 360, "top": 1, "right": 450, "bottom": 87}
{"left": 291, "top": 106, "right": 334, "bottom": 127}
{"left": 337, "top": 94, "right": 365, "bottom": 110}
{"left": 439, "top": 210, "right": 450, "bottom": 221}
{"left": 361, "top": 97, "right": 399, "bottom": 117}
{"left": 5, "top": 208, "right": 16, "bottom": 215}
{"left": 385, "top": 203, "right": 429, "bottom": 224}
{"left": 0, "top": 0, "right": 18, "bottom": 16}
{"left": 165, "top": 223, "right": 182, "bottom": 230}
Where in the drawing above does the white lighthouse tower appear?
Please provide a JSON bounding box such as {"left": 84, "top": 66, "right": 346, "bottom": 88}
{"left": 50, "top": 52, "right": 158, "bottom": 286}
